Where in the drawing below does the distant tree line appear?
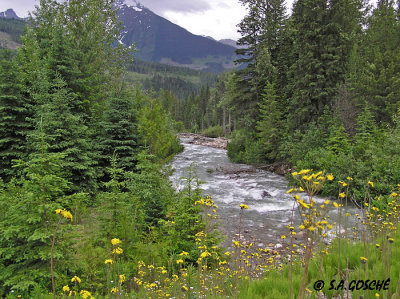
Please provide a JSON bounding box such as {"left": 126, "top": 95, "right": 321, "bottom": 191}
{"left": 176, "top": 0, "right": 400, "bottom": 200}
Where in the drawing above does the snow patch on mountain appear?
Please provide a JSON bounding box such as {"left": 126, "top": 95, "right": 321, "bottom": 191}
{"left": 115, "top": 0, "right": 144, "bottom": 12}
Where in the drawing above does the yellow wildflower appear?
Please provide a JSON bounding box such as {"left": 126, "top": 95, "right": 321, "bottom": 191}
{"left": 176, "top": 259, "right": 184, "bottom": 264}
{"left": 112, "top": 247, "right": 123, "bottom": 255}
{"left": 368, "top": 181, "right": 374, "bottom": 188}
{"left": 111, "top": 238, "right": 121, "bottom": 246}
{"left": 200, "top": 251, "right": 211, "bottom": 259}
{"left": 179, "top": 251, "right": 189, "bottom": 256}
{"left": 298, "top": 200, "right": 310, "bottom": 209}
{"left": 55, "top": 209, "right": 73, "bottom": 221}
{"left": 62, "top": 285, "right": 70, "bottom": 292}
{"left": 111, "top": 287, "right": 118, "bottom": 294}
{"left": 79, "top": 290, "right": 92, "bottom": 299}
{"left": 119, "top": 274, "right": 126, "bottom": 283}
{"left": 338, "top": 181, "right": 347, "bottom": 187}
{"left": 327, "top": 174, "right": 334, "bottom": 181}
{"left": 239, "top": 204, "right": 249, "bottom": 209}
{"left": 360, "top": 256, "right": 368, "bottom": 263}
{"left": 104, "top": 259, "right": 113, "bottom": 265}
{"left": 339, "top": 192, "right": 346, "bottom": 198}
{"left": 71, "top": 276, "right": 81, "bottom": 284}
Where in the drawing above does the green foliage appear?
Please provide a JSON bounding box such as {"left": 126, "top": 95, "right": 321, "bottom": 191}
{"left": 137, "top": 97, "right": 182, "bottom": 161}
{"left": 227, "top": 130, "right": 264, "bottom": 164}
{"left": 160, "top": 164, "right": 205, "bottom": 262}
{"left": 256, "top": 82, "right": 283, "bottom": 162}
{"left": 30, "top": 76, "right": 98, "bottom": 194}
{"left": 97, "top": 88, "right": 139, "bottom": 181}
{"left": 0, "top": 18, "right": 26, "bottom": 44}
{"left": 239, "top": 225, "right": 400, "bottom": 298}
{"left": 0, "top": 50, "right": 30, "bottom": 181}
{"left": 203, "top": 125, "right": 224, "bottom": 138}
{"left": 0, "top": 151, "right": 77, "bottom": 295}
{"left": 125, "top": 152, "right": 173, "bottom": 226}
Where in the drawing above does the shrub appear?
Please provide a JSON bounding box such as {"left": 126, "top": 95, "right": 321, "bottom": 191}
{"left": 203, "top": 125, "right": 224, "bottom": 138}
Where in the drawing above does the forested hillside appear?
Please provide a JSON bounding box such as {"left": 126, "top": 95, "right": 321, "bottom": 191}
{"left": 0, "top": 0, "right": 210, "bottom": 296}
{"left": 126, "top": 59, "right": 218, "bottom": 99}
{"left": 0, "top": 17, "right": 25, "bottom": 49}
{"left": 2, "top": 0, "right": 400, "bottom": 298}
{"left": 178, "top": 0, "right": 400, "bottom": 201}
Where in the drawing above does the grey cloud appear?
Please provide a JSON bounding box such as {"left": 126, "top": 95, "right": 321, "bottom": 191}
{"left": 139, "top": 0, "right": 211, "bottom": 14}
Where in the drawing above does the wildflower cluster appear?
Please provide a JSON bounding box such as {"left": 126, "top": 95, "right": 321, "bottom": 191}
{"left": 55, "top": 208, "right": 73, "bottom": 221}
{"left": 195, "top": 195, "right": 219, "bottom": 219}
{"left": 290, "top": 171, "right": 336, "bottom": 240}
{"left": 104, "top": 238, "right": 126, "bottom": 296}
{"left": 62, "top": 276, "right": 94, "bottom": 298}
{"left": 365, "top": 184, "right": 400, "bottom": 238}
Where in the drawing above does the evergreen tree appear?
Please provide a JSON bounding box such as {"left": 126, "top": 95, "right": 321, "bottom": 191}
{"left": 137, "top": 96, "right": 181, "bottom": 161}
{"left": 256, "top": 82, "right": 283, "bottom": 161}
{"left": 286, "top": 0, "right": 358, "bottom": 129}
{"left": 352, "top": 0, "right": 400, "bottom": 123}
{"left": 234, "top": 0, "right": 287, "bottom": 127}
{"left": 0, "top": 147, "right": 74, "bottom": 294}
{"left": 97, "top": 88, "right": 139, "bottom": 180}
{"left": 30, "top": 76, "right": 98, "bottom": 193}
{"left": 0, "top": 51, "right": 30, "bottom": 181}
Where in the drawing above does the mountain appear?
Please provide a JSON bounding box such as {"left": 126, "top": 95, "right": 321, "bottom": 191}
{"left": 1, "top": 3, "right": 237, "bottom": 73}
{"left": 219, "top": 39, "right": 238, "bottom": 48}
{"left": 115, "top": 0, "right": 237, "bottom": 73}
{"left": 0, "top": 9, "right": 21, "bottom": 20}
{"left": 0, "top": 11, "right": 25, "bottom": 49}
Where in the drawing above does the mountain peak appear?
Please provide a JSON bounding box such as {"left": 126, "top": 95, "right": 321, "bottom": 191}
{"left": 115, "top": 0, "right": 144, "bottom": 12}
{"left": 0, "top": 8, "right": 21, "bottom": 20}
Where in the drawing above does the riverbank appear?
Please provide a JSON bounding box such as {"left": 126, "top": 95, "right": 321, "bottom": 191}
{"left": 177, "top": 133, "right": 292, "bottom": 175}
{"left": 177, "top": 133, "right": 229, "bottom": 149}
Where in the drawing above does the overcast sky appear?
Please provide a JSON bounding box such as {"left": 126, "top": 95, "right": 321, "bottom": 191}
{"left": 0, "top": 0, "right": 292, "bottom": 40}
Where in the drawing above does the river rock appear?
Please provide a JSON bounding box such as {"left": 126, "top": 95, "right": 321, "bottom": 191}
{"left": 262, "top": 190, "right": 271, "bottom": 198}
{"left": 177, "top": 133, "right": 229, "bottom": 149}
{"left": 217, "top": 164, "right": 256, "bottom": 174}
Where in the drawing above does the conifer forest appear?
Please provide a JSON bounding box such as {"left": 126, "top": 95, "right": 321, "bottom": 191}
{"left": 1, "top": 0, "right": 400, "bottom": 298}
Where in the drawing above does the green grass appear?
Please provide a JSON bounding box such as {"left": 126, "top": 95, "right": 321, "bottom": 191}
{"left": 238, "top": 227, "right": 400, "bottom": 299}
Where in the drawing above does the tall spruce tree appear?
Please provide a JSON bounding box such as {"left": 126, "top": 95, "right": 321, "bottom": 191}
{"left": 29, "top": 76, "right": 98, "bottom": 193}
{"left": 352, "top": 0, "right": 400, "bottom": 123}
{"left": 0, "top": 51, "right": 30, "bottom": 182}
{"left": 234, "top": 0, "right": 287, "bottom": 126}
{"left": 97, "top": 88, "right": 139, "bottom": 181}
{"left": 286, "top": 0, "right": 357, "bottom": 129}
{"left": 256, "top": 82, "right": 283, "bottom": 161}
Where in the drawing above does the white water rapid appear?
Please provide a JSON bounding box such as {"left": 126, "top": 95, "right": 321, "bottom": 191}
{"left": 169, "top": 137, "right": 360, "bottom": 248}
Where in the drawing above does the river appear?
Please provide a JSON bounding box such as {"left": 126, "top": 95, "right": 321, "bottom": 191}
{"left": 169, "top": 137, "right": 360, "bottom": 249}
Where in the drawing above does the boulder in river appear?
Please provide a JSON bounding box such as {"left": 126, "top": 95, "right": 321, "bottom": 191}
{"left": 217, "top": 164, "right": 256, "bottom": 174}
{"left": 262, "top": 190, "right": 272, "bottom": 198}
